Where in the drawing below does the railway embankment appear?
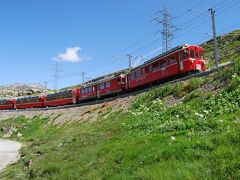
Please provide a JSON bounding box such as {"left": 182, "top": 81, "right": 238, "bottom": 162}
{"left": 0, "top": 62, "right": 239, "bottom": 179}
{"left": 0, "top": 29, "right": 239, "bottom": 179}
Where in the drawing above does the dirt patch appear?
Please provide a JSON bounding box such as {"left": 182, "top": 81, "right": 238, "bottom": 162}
{"left": 0, "top": 96, "right": 136, "bottom": 125}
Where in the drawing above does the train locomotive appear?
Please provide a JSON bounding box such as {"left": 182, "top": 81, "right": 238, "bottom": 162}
{"left": 0, "top": 44, "right": 206, "bottom": 110}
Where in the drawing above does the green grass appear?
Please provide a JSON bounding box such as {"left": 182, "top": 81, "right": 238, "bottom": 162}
{"left": 0, "top": 63, "right": 239, "bottom": 179}
{"left": 0, "top": 31, "right": 240, "bottom": 179}
{"left": 202, "top": 29, "right": 240, "bottom": 68}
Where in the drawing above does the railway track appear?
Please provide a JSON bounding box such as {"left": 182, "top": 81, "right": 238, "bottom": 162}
{"left": 1, "top": 61, "right": 233, "bottom": 113}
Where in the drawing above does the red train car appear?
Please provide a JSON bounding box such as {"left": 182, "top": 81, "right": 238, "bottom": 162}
{"left": 96, "top": 74, "right": 127, "bottom": 98}
{"left": 80, "top": 84, "right": 97, "bottom": 101}
{"left": 128, "top": 44, "right": 206, "bottom": 89}
{"left": 44, "top": 89, "right": 79, "bottom": 107}
{"left": 0, "top": 44, "right": 207, "bottom": 111}
{"left": 15, "top": 96, "right": 44, "bottom": 109}
{"left": 0, "top": 99, "right": 14, "bottom": 110}
{"left": 79, "top": 74, "right": 127, "bottom": 101}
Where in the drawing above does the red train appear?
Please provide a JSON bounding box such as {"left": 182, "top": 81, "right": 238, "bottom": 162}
{"left": 0, "top": 44, "right": 206, "bottom": 110}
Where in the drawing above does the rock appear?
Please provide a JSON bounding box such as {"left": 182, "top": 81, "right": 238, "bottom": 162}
{"left": 3, "top": 133, "right": 12, "bottom": 138}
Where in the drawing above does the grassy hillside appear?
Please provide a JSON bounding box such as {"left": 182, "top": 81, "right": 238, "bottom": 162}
{"left": 0, "top": 60, "right": 239, "bottom": 179}
{"left": 202, "top": 29, "right": 240, "bottom": 68}
{"left": 0, "top": 30, "right": 239, "bottom": 179}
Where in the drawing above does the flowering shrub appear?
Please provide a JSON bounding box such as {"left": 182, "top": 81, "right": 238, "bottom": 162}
{"left": 126, "top": 73, "right": 240, "bottom": 135}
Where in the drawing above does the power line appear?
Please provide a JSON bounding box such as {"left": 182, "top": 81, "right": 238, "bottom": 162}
{"left": 174, "top": 0, "right": 207, "bottom": 21}
{"left": 217, "top": 0, "right": 240, "bottom": 14}
{"left": 217, "top": 22, "right": 240, "bottom": 34}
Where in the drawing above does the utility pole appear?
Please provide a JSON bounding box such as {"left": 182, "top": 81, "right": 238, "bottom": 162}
{"left": 209, "top": 8, "right": 219, "bottom": 68}
{"left": 127, "top": 54, "right": 132, "bottom": 72}
{"left": 81, "top": 72, "right": 85, "bottom": 84}
{"left": 188, "top": 8, "right": 219, "bottom": 68}
{"left": 153, "top": 5, "right": 176, "bottom": 53}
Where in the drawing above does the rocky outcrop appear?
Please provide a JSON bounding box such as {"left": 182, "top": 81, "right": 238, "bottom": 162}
{"left": 0, "top": 83, "right": 46, "bottom": 98}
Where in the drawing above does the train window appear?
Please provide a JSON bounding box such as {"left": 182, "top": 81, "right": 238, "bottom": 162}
{"left": 0, "top": 100, "right": 10, "bottom": 105}
{"left": 152, "top": 62, "right": 159, "bottom": 71}
{"left": 196, "top": 50, "right": 199, "bottom": 58}
{"left": 100, "top": 83, "right": 105, "bottom": 90}
{"left": 106, "top": 81, "right": 111, "bottom": 88}
{"left": 168, "top": 57, "right": 176, "bottom": 65}
{"left": 117, "top": 78, "right": 121, "bottom": 83}
{"left": 145, "top": 66, "right": 149, "bottom": 74}
{"left": 93, "top": 86, "right": 95, "bottom": 91}
{"left": 179, "top": 52, "right": 183, "bottom": 61}
{"left": 130, "top": 71, "right": 135, "bottom": 80}
{"left": 81, "top": 89, "right": 84, "bottom": 94}
{"left": 200, "top": 52, "right": 204, "bottom": 59}
{"left": 183, "top": 50, "right": 188, "bottom": 59}
{"left": 84, "top": 88, "right": 89, "bottom": 94}
{"left": 149, "top": 65, "right": 153, "bottom": 72}
{"left": 142, "top": 68, "right": 146, "bottom": 75}
{"left": 88, "top": 87, "right": 92, "bottom": 93}
{"left": 136, "top": 69, "right": 141, "bottom": 78}
{"left": 190, "top": 50, "right": 194, "bottom": 58}
{"left": 160, "top": 60, "right": 167, "bottom": 68}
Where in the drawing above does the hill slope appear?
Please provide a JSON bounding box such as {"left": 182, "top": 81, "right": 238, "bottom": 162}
{"left": 202, "top": 29, "right": 240, "bottom": 67}
{"left": 0, "top": 30, "right": 239, "bottom": 179}
{"left": 0, "top": 83, "right": 46, "bottom": 98}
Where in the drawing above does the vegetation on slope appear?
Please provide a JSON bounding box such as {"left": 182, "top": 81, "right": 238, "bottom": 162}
{"left": 202, "top": 29, "right": 240, "bottom": 68}
{"left": 0, "top": 60, "right": 239, "bottom": 179}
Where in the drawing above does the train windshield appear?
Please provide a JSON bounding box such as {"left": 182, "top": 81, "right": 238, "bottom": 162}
{"left": 199, "top": 51, "right": 204, "bottom": 59}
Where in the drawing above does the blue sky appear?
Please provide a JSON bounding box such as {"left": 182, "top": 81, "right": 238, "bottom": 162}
{"left": 0, "top": 0, "right": 239, "bottom": 89}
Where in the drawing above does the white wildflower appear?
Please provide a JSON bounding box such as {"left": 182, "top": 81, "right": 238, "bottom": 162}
{"left": 17, "top": 132, "right": 23, "bottom": 137}
{"left": 203, "top": 110, "right": 209, "bottom": 114}
{"left": 232, "top": 73, "right": 237, "bottom": 78}
{"left": 171, "top": 136, "right": 176, "bottom": 141}
{"left": 194, "top": 112, "right": 204, "bottom": 118}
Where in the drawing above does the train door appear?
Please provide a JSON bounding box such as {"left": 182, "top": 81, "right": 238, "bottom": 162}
{"left": 97, "top": 85, "right": 100, "bottom": 98}
{"left": 41, "top": 96, "right": 45, "bottom": 108}
{"left": 72, "top": 90, "right": 76, "bottom": 104}
{"left": 178, "top": 51, "right": 184, "bottom": 71}
{"left": 13, "top": 99, "right": 16, "bottom": 109}
{"left": 195, "top": 48, "right": 201, "bottom": 71}
{"left": 121, "top": 76, "right": 126, "bottom": 89}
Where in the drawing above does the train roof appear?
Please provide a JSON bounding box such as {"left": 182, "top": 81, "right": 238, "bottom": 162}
{"left": 46, "top": 89, "right": 73, "bottom": 97}
{"left": 0, "top": 99, "right": 11, "bottom": 102}
{"left": 81, "top": 72, "right": 127, "bottom": 88}
{"left": 16, "top": 96, "right": 39, "bottom": 100}
{"left": 131, "top": 44, "right": 195, "bottom": 71}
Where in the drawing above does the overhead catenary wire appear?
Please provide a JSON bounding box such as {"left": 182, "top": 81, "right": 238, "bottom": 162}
{"left": 52, "top": 1, "right": 239, "bottom": 88}
{"left": 217, "top": 0, "right": 240, "bottom": 14}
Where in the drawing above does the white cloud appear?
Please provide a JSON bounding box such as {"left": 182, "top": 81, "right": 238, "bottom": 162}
{"left": 52, "top": 46, "right": 86, "bottom": 62}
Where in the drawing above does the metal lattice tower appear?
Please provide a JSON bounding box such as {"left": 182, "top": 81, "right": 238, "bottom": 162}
{"left": 54, "top": 62, "right": 60, "bottom": 90}
{"left": 154, "top": 5, "right": 176, "bottom": 53}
